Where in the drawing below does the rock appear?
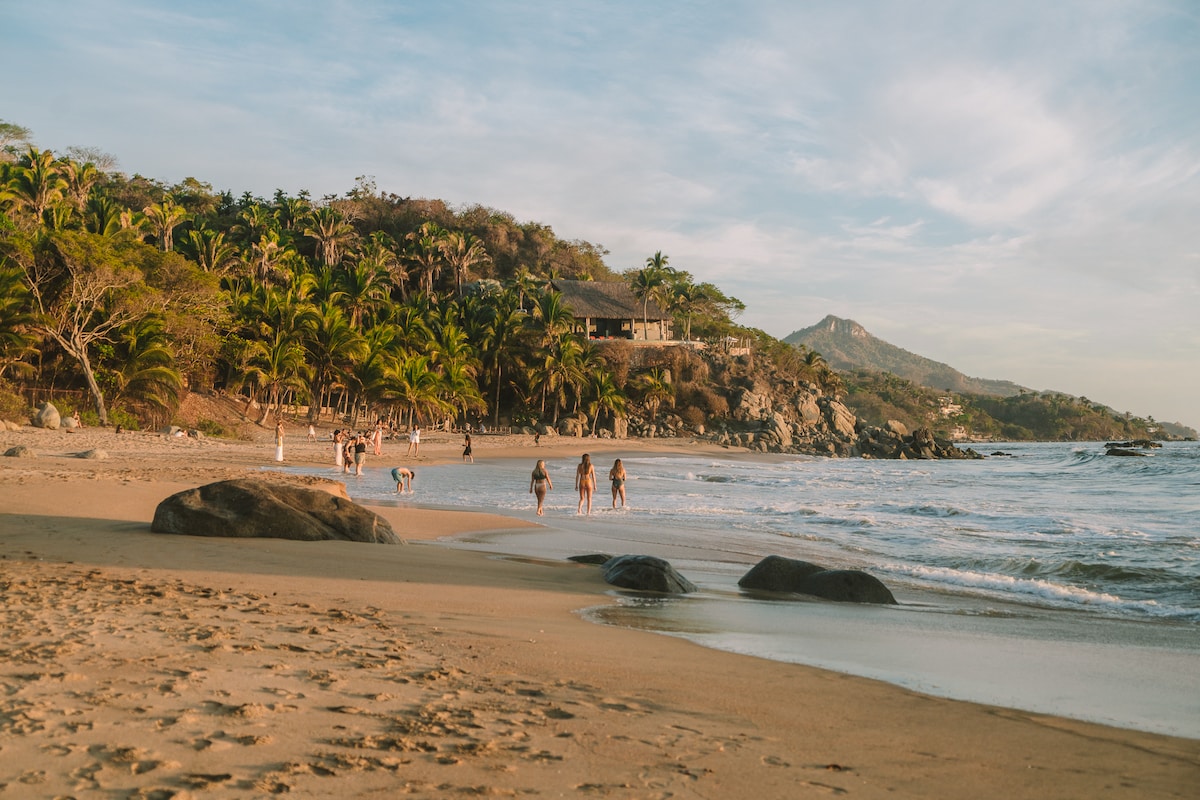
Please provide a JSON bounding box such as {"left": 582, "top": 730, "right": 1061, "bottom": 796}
{"left": 76, "top": 449, "right": 108, "bottom": 459}
{"left": 32, "top": 402, "right": 61, "bottom": 430}
{"left": 1105, "top": 447, "right": 1147, "bottom": 457}
{"left": 738, "top": 555, "right": 897, "bottom": 604}
{"left": 602, "top": 554, "right": 697, "bottom": 594}
{"left": 4, "top": 445, "right": 36, "bottom": 458}
{"left": 885, "top": 419, "right": 909, "bottom": 437}
{"left": 823, "top": 400, "right": 858, "bottom": 438}
{"left": 557, "top": 417, "right": 586, "bottom": 437}
{"left": 62, "top": 415, "right": 79, "bottom": 429}
{"left": 568, "top": 553, "right": 614, "bottom": 565}
{"left": 151, "top": 478, "right": 403, "bottom": 544}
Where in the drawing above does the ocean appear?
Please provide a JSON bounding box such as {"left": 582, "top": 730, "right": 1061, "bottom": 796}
{"left": 288, "top": 440, "right": 1200, "bottom": 738}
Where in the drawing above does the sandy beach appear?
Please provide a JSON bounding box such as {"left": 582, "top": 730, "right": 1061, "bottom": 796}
{"left": 1, "top": 421, "right": 1197, "bottom": 798}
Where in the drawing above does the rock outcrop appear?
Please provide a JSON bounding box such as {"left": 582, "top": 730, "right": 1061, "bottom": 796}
{"left": 32, "top": 402, "right": 60, "bottom": 430}
{"left": 738, "top": 555, "right": 897, "bottom": 604}
{"left": 602, "top": 554, "right": 697, "bottom": 594}
{"left": 151, "top": 478, "right": 402, "bottom": 544}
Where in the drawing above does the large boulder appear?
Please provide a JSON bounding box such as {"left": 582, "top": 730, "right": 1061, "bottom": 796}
{"left": 738, "top": 555, "right": 897, "bottom": 604}
{"left": 602, "top": 554, "right": 697, "bottom": 594}
{"left": 32, "top": 402, "right": 61, "bottom": 430}
{"left": 4, "top": 445, "right": 36, "bottom": 458}
{"left": 151, "top": 478, "right": 402, "bottom": 544}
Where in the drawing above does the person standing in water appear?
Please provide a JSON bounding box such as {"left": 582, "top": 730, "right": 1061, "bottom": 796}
{"left": 530, "top": 459, "right": 552, "bottom": 516}
{"left": 274, "top": 419, "right": 285, "bottom": 462}
{"left": 609, "top": 458, "right": 627, "bottom": 508}
{"left": 575, "top": 453, "right": 596, "bottom": 515}
{"left": 391, "top": 466, "right": 414, "bottom": 493}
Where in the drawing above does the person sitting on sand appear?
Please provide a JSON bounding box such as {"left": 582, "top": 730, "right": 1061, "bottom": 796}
{"left": 575, "top": 453, "right": 596, "bottom": 515}
{"left": 530, "top": 459, "right": 552, "bottom": 516}
{"left": 609, "top": 458, "right": 627, "bottom": 509}
{"left": 391, "top": 466, "right": 415, "bottom": 493}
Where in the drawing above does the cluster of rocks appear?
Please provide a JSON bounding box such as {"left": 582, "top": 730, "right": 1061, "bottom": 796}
{"left": 1104, "top": 439, "right": 1162, "bottom": 457}
{"left": 571, "top": 553, "right": 897, "bottom": 605}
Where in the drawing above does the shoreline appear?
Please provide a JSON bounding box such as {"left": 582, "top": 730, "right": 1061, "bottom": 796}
{"left": 2, "top": 424, "right": 1198, "bottom": 797}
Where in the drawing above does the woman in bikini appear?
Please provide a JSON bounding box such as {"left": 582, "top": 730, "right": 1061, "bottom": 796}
{"left": 575, "top": 453, "right": 596, "bottom": 515}
{"left": 609, "top": 458, "right": 627, "bottom": 508}
{"left": 529, "top": 459, "right": 552, "bottom": 516}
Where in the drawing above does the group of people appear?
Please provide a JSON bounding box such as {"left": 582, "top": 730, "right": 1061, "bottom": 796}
{"left": 331, "top": 428, "right": 373, "bottom": 475}
{"left": 530, "top": 454, "right": 626, "bottom": 516}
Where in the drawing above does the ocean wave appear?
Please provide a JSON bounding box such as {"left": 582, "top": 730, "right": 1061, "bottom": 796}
{"left": 885, "top": 563, "right": 1199, "bottom": 621}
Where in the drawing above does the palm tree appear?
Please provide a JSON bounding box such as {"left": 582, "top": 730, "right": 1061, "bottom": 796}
{"left": 630, "top": 252, "right": 669, "bottom": 339}
{"left": 385, "top": 352, "right": 447, "bottom": 428}
{"left": 480, "top": 288, "right": 527, "bottom": 427}
{"left": 180, "top": 226, "right": 240, "bottom": 275}
{"left": 337, "top": 257, "right": 391, "bottom": 329}
{"left": 587, "top": 368, "right": 626, "bottom": 435}
{"left": 0, "top": 258, "right": 37, "bottom": 379}
{"left": 249, "top": 327, "right": 311, "bottom": 424}
{"left": 6, "top": 147, "right": 65, "bottom": 227}
{"left": 631, "top": 367, "right": 674, "bottom": 420}
{"left": 303, "top": 205, "right": 358, "bottom": 268}
{"left": 530, "top": 288, "right": 574, "bottom": 347}
{"left": 103, "top": 314, "right": 183, "bottom": 423}
{"left": 404, "top": 221, "right": 447, "bottom": 297}
{"left": 60, "top": 158, "right": 102, "bottom": 214}
{"left": 83, "top": 195, "right": 125, "bottom": 238}
{"left": 143, "top": 197, "right": 191, "bottom": 251}
{"left": 441, "top": 230, "right": 491, "bottom": 297}
{"left": 303, "top": 301, "right": 366, "bottom": 423}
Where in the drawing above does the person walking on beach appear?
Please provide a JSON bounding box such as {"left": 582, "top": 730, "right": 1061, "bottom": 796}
{"left": 609, "top": 458, "right": 627, "bottom": 509}
{"left": 333, "top": 429, "right": 345, "bottom": 470}
{"left": 373, "top": 420, "right": 384, "bottom": 456}
{"left": 462, "top": 433, "right": 473, "bottom": 463}
{"left": 391, "top": 466, "right": 415, "bottom": 493}
{"left": 530, "top": 459, "right": 552, "bottom": 516}
{"left": 575, "top": 453, "right": 596, "bottom": 515}
{"left": 406, "top": 425, "right": 421, "bottom": 457}
{"left": 274, "top": 419, "right": 285, "bottom": 462}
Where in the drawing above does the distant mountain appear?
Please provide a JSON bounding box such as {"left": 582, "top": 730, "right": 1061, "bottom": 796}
{"left": 783, "top": 315, "right": 1027, "bottom": 397}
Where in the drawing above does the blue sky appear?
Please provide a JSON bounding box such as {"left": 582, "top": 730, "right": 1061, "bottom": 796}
{"left": 4, "top": 1, "right": 1198, "bottom": 426}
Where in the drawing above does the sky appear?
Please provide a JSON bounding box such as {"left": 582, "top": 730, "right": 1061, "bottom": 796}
{"left": 3, "top": 1, "right": 1198, "bottom": 426}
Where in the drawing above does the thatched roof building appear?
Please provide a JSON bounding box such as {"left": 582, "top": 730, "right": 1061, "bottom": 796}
{"left": 550, "top": 280, "right": 672, "bottom": 341}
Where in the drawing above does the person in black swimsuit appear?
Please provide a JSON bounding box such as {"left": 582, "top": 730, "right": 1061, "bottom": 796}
{"left": 609, "top": 458, "right": 627, "bottom": 508}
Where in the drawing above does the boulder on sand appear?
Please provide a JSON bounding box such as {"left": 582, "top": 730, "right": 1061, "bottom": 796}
{"left": 151, "top": 477, "right": 402, "bottom": 544}
{"left": 602, "top": 554, "right": 697, "bottom": 594}
{"left": 738, "top": 555, "right": 897, "bottom": 604}
{"left": 32, "top": 402, "right": 61, "bottom": 430}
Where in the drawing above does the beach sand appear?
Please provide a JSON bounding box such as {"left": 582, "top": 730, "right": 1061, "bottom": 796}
{"left": 1, "top": 422, "right": 1197, "bottom": 798}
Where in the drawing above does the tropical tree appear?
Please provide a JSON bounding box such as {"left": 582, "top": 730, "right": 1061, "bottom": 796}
{"left": 12, "top": 231, "right": 160, "bottom": 424}
{"left": 101, "top": 314, "right": 183, "bottom": 422}
{"left": 303, "top": 205, "right": 357, "bottom": 267}
{"left": 441, "top": 230, "right": 490, "bottom": 297}
{"left": 629, "top": 251, "right": 670, "bottom": 339}
{"left": 180, "top": 226, "right": 239, "bottom": 275}
{"left": 248, "top": 326, "right": 310, "bottom": 424}
{"left": 631, "top": 367, "right": 674, "bottom": 420}
{"left": 143, "top": 197, "right": 191, "bottom": 251}
{"left": 302, "top": 301, "right": 366, "bottom": 422}
{"left": 385, "top": 352, "right": 446, "bottom": 428}
{"left": 479, "top": 288, "right": 527, "bottom": 427}
{"left": 0, "top": 257, "right": 37, "bottom": 378}
{"left": 586, "top": 368, "right": 626, "bottom": 434}
{"left": 404, "top": 221, "right": 447, "bottom": 297}
{"left": 6, "top": 147, "right": 65, "bottom": 227}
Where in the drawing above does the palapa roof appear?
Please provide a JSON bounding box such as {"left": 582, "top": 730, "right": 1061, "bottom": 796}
{"left": 550, "top": 280, "right": 669, "bottom": 320}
